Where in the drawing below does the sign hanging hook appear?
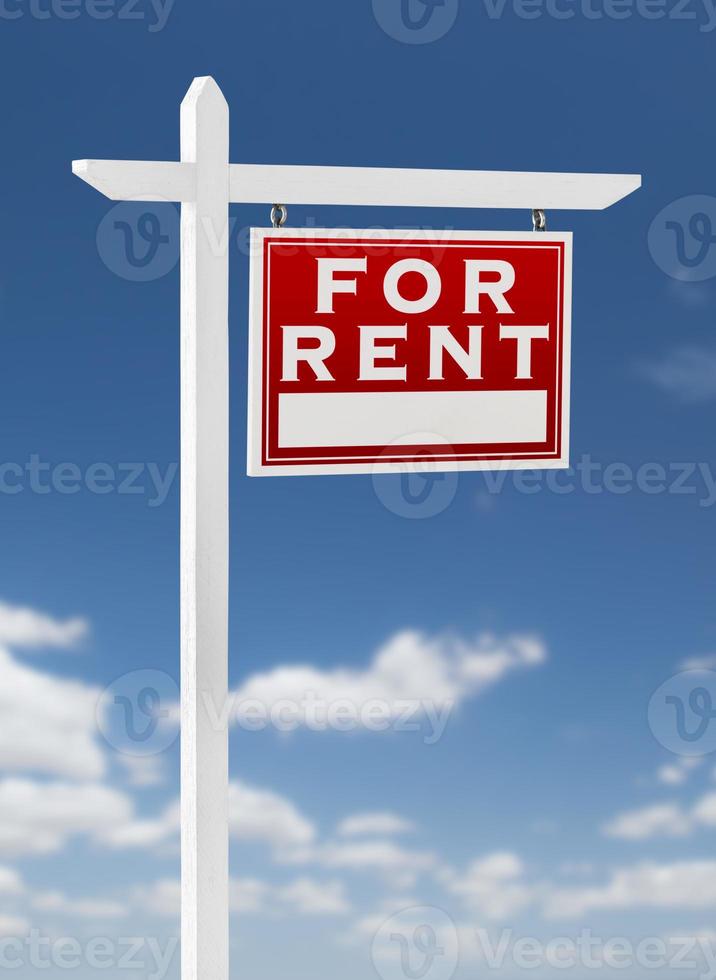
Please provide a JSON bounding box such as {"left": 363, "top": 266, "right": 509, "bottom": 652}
{"left": 532, "top": 208, "right": 547, "bottom": 232}
{"left": 271, "top": 204, "right": 288, "bottom": 228}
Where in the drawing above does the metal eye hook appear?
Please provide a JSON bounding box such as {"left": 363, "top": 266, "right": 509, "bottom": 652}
{"left": 271, "top": 204, "right": 288, "bottom": 229}
{"left": 532, "top": 208, "right": 547, "bottom": 232}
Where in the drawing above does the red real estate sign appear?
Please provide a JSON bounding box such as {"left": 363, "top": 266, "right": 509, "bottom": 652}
{"left": 248, "top": 228, "right": 572, "bottom": 476}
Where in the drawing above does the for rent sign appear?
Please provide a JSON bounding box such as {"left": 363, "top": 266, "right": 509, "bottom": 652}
{"left": 248, "top": 228, "right": 572, "bottom": 476}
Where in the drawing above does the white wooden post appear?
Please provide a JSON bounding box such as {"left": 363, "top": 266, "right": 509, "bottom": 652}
{"left": 179, "top": 77, "right": 229, "bottom": 980}
{"left": 72, "top": 78, "right": 641, "bottom": 980}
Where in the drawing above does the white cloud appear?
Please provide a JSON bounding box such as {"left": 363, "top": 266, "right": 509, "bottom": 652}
{"left": 105, "top": 778, "right": 429, "bottom": 891}
{"left": 229, "top": 630, "right": 546, "bottom": 730}
{"left": 0, "top": 601, "right": 87, "bottom": 650}
{"left": 69, "top": 899, "right": 128, "bottom": 920}
{"left": 116, "top": 754, "right": 166, "bottom": 788}
{"left": 0, "top": 914, "right": 29, "bottom": 937}
{"left": 346, "top": 896, "right": 424, "bottom": 940}
{"left": 657, "top": 764, "right": 689, "bottom": 786}
{"left": 106, "top": 779, "right": 436, "bottom": 894}
{"left": 655, "top": 756, "right": 702, "bottom": 786}
{"left": 101, "top": 800, "right": 179, "bottom": 850}
{"left": 0, "top": 866, "right": 23, "bottom": 895}
{"left": 228, "top": 781, "right": 315, "bottom": 849}
{"left": 445, "top": 852, "right": 534, "bottom": 921}
{"left": 349, "top": 901, "right": 461, "bottom": 968}
{"left": 0, "top": 778, "right": 133, "bottom": 857}
{"left": 103, "top": 780, "right": 315, "bottom": 855}
{"left": 337, "top": 813, "right": 415, "bottom": 838}
{"left": 640, "top": 347, "right": 716, "bottom": 403}
{"left": 603, "top": 803, "right": 693, "bottom": 840}
{"left": 135, "top": 877, "right": 272, "bottom": 919}
{"left": 32, "top": 890, "right": 127, "bottom": 920}
{"left": 680, "top": 655, "right": 716, "bottom": 670}
{"left": 284, "top": 839, "right": 436, "bottom": 889}
{"left": 0, "top": 647, "right": 105, "bottom": 780}
{"left": 135, "top": 876, "right": 348, "bottom": 919}
{"left": 133, "top": 878, "right": 181, "bottom": 919}
{"left": 277, "top": 878, "right": 350, "bottom": 915}
{"left": 229, "top": 878, "right": 271, "bottom": 915}
{"left": 692, "top": 792, "right": 716, "bottom": 826}
{"left": 444, "top": 852, "right": 716, "bottom": 923}
{"left": 545, "top": 861, "right": 716, "bottom": 918}
{"left": 604, "top": 790, "right": 716, "bottom": 841}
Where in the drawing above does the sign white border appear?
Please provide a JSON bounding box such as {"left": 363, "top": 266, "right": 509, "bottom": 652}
{"left": 248, "top": 227, "right": 572, "bottom": 477}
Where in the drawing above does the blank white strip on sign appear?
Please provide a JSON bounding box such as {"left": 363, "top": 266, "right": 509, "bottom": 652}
{"left": 278, "top": 391, "right": 548, "bottom": 449}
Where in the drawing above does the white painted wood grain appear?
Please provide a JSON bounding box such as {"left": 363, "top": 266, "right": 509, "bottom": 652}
{"left": 229, "top": 164, "right": 641, "bottom": 210}
{"left": 74, "top": 158, "right": 641, "bottom": 211}
{"left": 72, "top": 159, "right": 196, "bottom": 202}
{"left": 179, "top": 77, "right": 229, "bottom": 980}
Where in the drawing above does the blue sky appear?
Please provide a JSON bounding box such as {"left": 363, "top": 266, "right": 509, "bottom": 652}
{"left": 2, "top": 1, "right": 716, "bottom": 978}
